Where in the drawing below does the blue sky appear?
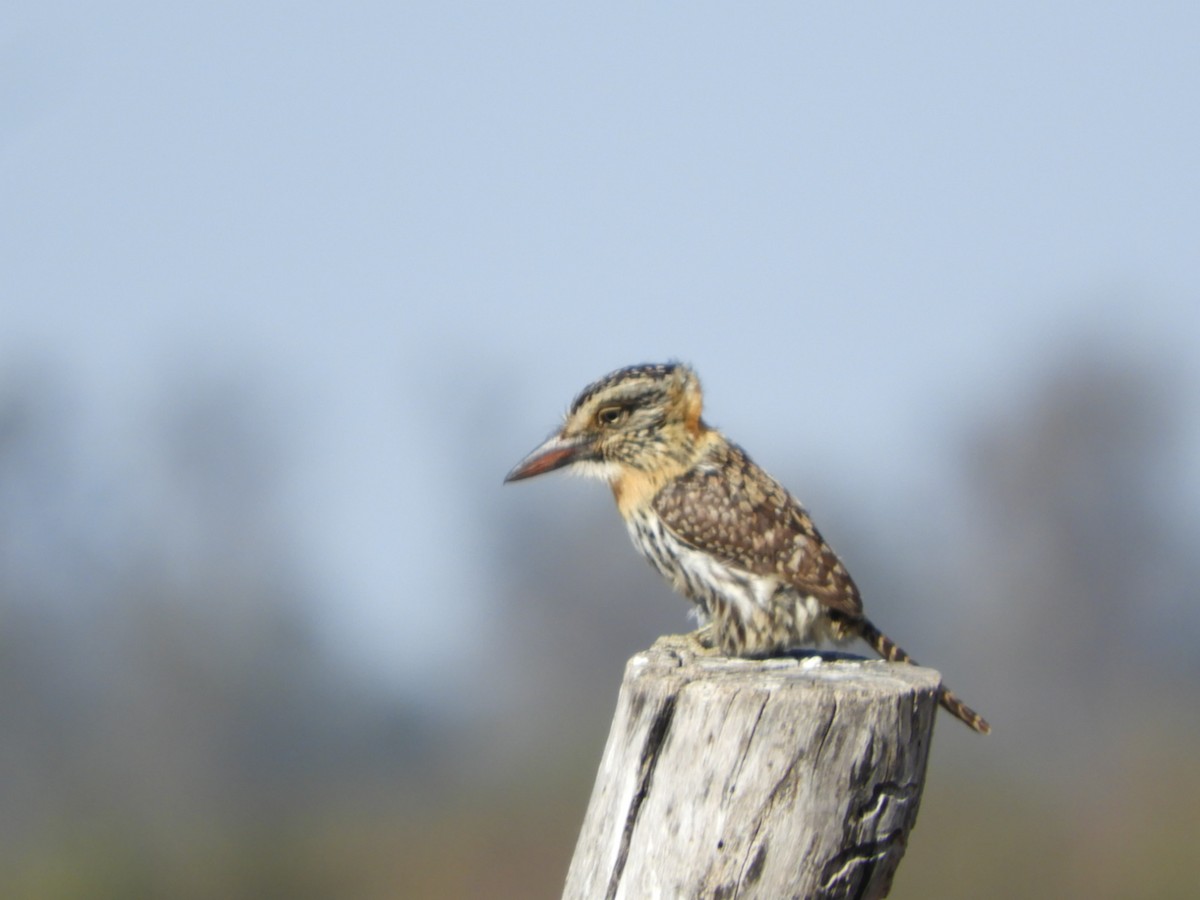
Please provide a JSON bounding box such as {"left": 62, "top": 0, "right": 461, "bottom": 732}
{"left": 4, "top": 3, "right": 1198, "bottom": 696}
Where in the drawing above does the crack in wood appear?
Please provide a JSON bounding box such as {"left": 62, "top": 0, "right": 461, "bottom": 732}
{"left": 604, "top": 693, "right": 677, "bottom": 900}
{"left": 727, "top": 691, "right": 769, "bottom": 792}
{"left": 730, "top": 699, "right": 838, "bottom": 896}
{"left": 817, "top": 828, "right": 905, "bottom": 899}
{"left": 812, "top": 696, "right": 839, "bottom": 761}
{"left": 854, "top": 781, "right": 919, "bottom": 824}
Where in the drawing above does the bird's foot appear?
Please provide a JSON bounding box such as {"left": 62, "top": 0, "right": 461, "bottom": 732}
{"left": 653, "top": 626, "right": 722, "bottom": 661}
{"left": 687, "top": 624, "right": 718, "bottom": 653}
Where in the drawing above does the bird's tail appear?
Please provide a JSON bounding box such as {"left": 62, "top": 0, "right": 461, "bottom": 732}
{"left": 857, "top": 618, "right": 992, "bottom": 735}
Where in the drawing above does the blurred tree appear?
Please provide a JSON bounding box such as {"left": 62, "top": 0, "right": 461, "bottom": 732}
{"left": 0, "top": 366, "right": 438, "bottom": 898}
{"left": 957, "top": 344, "right": 1197, "bottom": 754}
{"left": 893, "top": 340, "right": 1200, "bottom": 900}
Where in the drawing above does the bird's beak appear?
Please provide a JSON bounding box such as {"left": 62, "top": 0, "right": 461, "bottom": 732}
{"left": 504, "top": 432, "right": 590, "bottom": 483}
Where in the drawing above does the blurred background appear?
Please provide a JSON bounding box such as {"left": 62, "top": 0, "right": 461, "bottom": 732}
{"left": 3, "top": 3, "right": 1199, "bottom": 897}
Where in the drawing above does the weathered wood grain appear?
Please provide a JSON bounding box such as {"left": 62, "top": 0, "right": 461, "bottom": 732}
{"left": 562, "top": 635, "right": 941, "bottom": 900}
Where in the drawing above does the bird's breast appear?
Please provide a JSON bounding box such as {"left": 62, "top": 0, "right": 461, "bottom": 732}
{"left": 624, "top": 508, "right": 768, "bottom": 613}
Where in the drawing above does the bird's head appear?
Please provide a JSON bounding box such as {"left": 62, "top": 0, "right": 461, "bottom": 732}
{"left": 505, "top": 362, "right": 706, "bottom": 484}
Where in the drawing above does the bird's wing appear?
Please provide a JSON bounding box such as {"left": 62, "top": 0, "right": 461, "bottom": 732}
{"left": 651, "top": 445, "right": 864, "bottom": 619}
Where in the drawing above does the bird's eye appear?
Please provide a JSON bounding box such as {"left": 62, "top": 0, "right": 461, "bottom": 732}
{"left": 595, "top": 406, "right": 626, "bottom": 427}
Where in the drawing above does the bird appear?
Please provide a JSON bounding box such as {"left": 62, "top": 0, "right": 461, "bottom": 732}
{"left": 504, "top": 362, "right": 990, "bottom": 734}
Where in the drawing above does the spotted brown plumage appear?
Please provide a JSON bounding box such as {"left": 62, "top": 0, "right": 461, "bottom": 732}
{"left": 651, "top": 440, "right": 863, "bottom": 623}
{"left": 505, "top": 362, "right": 991, "bottom": 734}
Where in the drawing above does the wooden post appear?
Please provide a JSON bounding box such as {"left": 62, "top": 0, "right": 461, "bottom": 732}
{"left": 562, "top": 635, "right": 941, "bottom": 900}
